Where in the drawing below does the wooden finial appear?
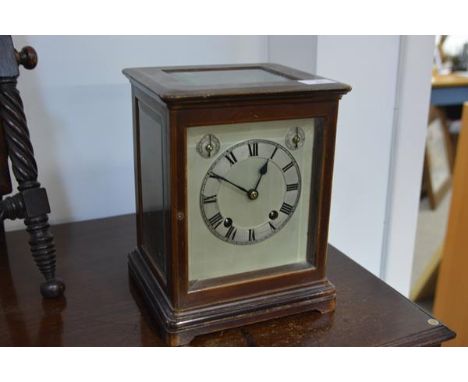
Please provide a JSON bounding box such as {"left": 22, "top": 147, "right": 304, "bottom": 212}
{"left": 15, "top": 46, "right": 38, "bottom": 70}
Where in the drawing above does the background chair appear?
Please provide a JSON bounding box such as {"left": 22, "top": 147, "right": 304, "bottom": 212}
{"left": 0, "top": 35, "right": 64, "bottom": 298}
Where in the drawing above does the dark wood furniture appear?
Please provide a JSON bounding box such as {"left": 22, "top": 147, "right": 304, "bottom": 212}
{"left": 0, "top": 214, "right": 455, "bottom": 346}
{"left": 123, "top": 63, "right": 351, "bottom": 345}
{"left": 0, "top": 36, "right": 64, "bottom": 298}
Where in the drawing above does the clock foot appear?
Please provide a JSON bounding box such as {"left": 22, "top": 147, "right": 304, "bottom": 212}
{"left": 165, "top": 332, "right": 196, "bottom": 347}
{"left": 129, "top": 248, "right": 336, "bottom": 346}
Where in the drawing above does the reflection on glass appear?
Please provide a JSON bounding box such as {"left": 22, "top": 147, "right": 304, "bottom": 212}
{"left": 139, "top": 103, "right": 167, "bottom": 277}
{"left": 165, "top": 68, "right": 291, "bottom": 86}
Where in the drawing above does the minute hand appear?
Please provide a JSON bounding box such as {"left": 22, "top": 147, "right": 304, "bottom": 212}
{"left": 210, "top": 173, "right": 249, "bottom": 194}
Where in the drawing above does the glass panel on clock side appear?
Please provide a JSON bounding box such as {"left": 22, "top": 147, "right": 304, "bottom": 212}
{"left": 138, "top": 102, "right": 168, "bottom": 280}
{"left": 187, "top": 118, "right": 319, "bottom": 283}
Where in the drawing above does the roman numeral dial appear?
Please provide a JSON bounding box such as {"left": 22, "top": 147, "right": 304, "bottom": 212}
{"left": 200, "top": 138, "right": 301, "bottom": 245}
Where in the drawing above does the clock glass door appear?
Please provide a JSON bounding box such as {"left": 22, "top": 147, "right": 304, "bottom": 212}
{"left": 186, "top": 118, "right": 321, "bottom": 283}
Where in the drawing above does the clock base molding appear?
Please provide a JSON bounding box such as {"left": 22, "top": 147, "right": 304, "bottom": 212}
{"left": 129, "top": 248, "right": 336, "bottom": 346}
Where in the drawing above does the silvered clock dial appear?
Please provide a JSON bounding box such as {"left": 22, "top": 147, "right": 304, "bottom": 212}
{"left": 200, "top": 139, "right": 301, "bottom": 245}
{"left": 187, "top": 118, "right": 315, "bottom": 282}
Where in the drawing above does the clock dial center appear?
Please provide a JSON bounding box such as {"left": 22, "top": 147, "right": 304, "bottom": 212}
{"left": 247, "top": 189, "right": 259, "bottom": 200}
{"left": 216, "top": 156, "right": 285, "bottom": 229}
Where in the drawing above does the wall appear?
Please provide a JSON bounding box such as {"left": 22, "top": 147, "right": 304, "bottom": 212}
{"left": 7, "top": 36, "right": 268, "bottom": 231}
{"left": 380, "top": 36, "right": 435, "bottom": 295}
{"left": 6, "top": 35, "right": 433, "bottom": 296}
{"left": 316, "top": 36, "right": 401, "bottom": 276}
{"left": 268, "top": 36, "right": 317, "bottom": 73}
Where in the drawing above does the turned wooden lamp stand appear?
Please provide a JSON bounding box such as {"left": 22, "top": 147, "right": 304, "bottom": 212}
{"left": 0, "top": 36, "right": 65, "bottom": 298}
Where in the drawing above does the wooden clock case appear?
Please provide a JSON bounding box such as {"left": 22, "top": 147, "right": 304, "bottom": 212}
{"left": 123, "top": 63, "right": 350, "bottom": 345}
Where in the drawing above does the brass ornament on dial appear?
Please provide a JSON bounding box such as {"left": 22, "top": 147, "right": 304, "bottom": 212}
{"left": 196, "top": 133, "right": 220, "bottom": 158}
{"left": 200, "top": 139, "right": 301, "bottom": 245}
{"left": 285, "top": 126, "right": 305, "bottom": 150}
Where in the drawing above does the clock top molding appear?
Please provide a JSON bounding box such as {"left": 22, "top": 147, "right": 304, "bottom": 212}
{"left": 123, "top": 63, "right": 351, "bottom": 104}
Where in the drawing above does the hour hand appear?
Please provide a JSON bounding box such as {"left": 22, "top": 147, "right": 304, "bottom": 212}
{"left": 259, "top": 160, "right": 268, "bottom": 175}
{"left": 254, "top": 160, "right": 268, "bottom": 190}
{"left": 209, "top": 172, "right": 249, "bottom": 194}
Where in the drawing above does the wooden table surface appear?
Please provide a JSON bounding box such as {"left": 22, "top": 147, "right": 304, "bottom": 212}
{"left": 0, "top": 215, "right": 455, "bottom": 346}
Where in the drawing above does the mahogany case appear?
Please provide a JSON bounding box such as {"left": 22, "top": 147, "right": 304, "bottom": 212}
{"left": 123, "top": 63, "right": 351, "bottom": 345}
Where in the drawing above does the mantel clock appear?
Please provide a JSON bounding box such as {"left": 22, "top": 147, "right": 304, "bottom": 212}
{"left": 123, "top": 63, "right": 350, "bottom": 345}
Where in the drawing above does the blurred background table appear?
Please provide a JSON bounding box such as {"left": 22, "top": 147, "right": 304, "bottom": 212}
{"left": 0, "top": 214, "right": 455, "bottom": 346}
{"left": 432, "top": 73, "right": 468, "bottom": 106}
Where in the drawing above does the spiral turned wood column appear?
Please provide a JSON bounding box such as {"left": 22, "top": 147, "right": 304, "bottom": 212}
{"left": 0, "top": 43, "right": 65, "bottom": 298}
